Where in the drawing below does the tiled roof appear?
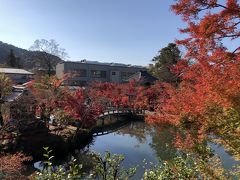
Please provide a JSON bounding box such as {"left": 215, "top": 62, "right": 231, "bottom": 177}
{"left": 0, "top": 68, "right": 34, "bottom": 75}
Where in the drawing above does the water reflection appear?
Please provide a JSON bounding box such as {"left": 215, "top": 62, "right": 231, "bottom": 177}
{"left": 34, "top": 120, "right": 239, "bottom": 179}
{"left": 88, "top": 120, "right": 239, "bottom": 178}
{"left": 88, "top": 121, "right": 178, "bottom": 178}
{"left": 149, "top": 126, "right": 178, "bottom": 161}
{"left": 115, "top": 121, "right": 178, "bottom": 161}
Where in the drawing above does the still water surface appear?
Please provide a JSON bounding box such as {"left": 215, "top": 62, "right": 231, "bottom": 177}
{"left": 88, "top": 121, "right": 239, "bottom": 178}
{"left": 35, "top": 120, "right": 239, "bottom": 179}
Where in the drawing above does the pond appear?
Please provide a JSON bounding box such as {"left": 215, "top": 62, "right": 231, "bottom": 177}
{"left": 35, "top": 120, "right": 239, "bottom": 179}
{"left": 89, "top": 120, "right": 239, "bottom": 178}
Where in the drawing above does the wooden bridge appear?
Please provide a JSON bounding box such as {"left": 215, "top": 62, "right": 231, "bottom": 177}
{"left": 99, "top": 108, "right": 145, "bottom": 118}
{"left": 91, "top": 108, "right": 145, "bottom": 137}
{"left": 97, "top": 107, "right": 145, "bottom": 126}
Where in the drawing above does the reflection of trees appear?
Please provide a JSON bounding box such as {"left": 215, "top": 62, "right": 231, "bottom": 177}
{"left": 149, "top": 126, "right": 178, "bottom": 161}
{"left": 116, "top": 121, "right": 178, "bottom": 161}
{"left": 116, "top": 121, "right": 152, "bottom": 143}
{"left": 210, "top": 132, "right": 240, "bottom": 161}
{"left": 100, "top": 120, "right": 219, "bottom": 164}
{"left": 150, "top": 125, "right": 212, "bottom": 162}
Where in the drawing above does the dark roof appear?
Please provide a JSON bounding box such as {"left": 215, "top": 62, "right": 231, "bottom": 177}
{"left": 127, "top": 70, "right": 158, "bottom": 84}
{"left": 2, "top": 87, "right": 26, "bottom": 102}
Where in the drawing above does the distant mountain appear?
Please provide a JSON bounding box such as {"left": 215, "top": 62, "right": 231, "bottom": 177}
{"left": 0, "top": 41, "right": 63, "bottom": 70}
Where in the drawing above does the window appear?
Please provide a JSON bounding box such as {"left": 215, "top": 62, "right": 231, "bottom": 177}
{"left": 21, "top": 75, "right": 27, "bottom": 79}
{"left": 71, "top": 80, "right": 87, "bottom": 86}
{"left": 71, "top": 69, "right": 87, "bottom": 77}
{"left": 112, "top": 72, "right": 116, "bottom": 75}
{"left": 121, "top": 72, "right": 135, "bottom": 80}
{"left": 91, "top": 70, "right": 107, "bottom": 78}
{"left": 128, "top": 72, "right": 135, "bottom": 77}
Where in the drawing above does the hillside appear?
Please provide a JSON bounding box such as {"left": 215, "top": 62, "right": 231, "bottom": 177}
{"left": 0, "top": 41, "right": 63, "bottom": 70}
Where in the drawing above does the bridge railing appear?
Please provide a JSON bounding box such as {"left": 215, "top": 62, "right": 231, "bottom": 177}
{"left": 99, "top": 107, "right": 146, "bottom": 118}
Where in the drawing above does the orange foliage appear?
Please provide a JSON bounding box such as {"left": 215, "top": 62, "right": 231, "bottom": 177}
{"left": 88, "top": 81, "right": 164, "bottom": 111}
{"left": 88, "top": 81, "right": 138, "bottom": 109}
{"left": 63, "top": 88, "right": 104, "bottom": 128}
{"left": 0, "top": 153, "right": 32, "bottom": 177}
{"left": 28, "top": 75, "right": 67, "bottom": 119}
{"left": 28, "top": 76, "right": 104, "bottom": 128}
{"left": 146, "top": 0, "right": 240, "bottom": 129}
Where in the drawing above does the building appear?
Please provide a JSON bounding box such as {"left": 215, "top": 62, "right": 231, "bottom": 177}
{"left": 0, "top": 68, "right": 34, "bottom": 84}
{"left": 2, "top": 86, "right": 36, "bottom": 121}
{"left": 56, "top": 60, "right": 146, "bottom": 85}
{"left": 127, "top": 70, "right": 158, "bottom": 86}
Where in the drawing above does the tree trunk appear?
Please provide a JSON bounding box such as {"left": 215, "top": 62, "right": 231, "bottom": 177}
{"left": 0, "top": 94, "right": 3, "bottom": 126}
{"left": 0, "top": 105, "right": 4, "bottom": 126}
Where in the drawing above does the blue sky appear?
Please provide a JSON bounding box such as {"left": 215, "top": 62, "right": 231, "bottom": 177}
{"left": 0, "top": 0, "right": 185, "bottom": 66}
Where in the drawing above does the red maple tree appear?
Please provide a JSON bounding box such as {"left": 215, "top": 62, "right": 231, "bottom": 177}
{"left": 28, "top": 75, "right": 67, "bottom": 119}
{"left": 88, "top": 81, "right": 138, "bottom": 109}
{"left": 0, "top": 153, "right": 32, "bottom": 178}
{"left": 63, "top": 88, "right": 104, "bottom": 129}
{"left": 146, "top": 0, "right": 240, "bottom": 130}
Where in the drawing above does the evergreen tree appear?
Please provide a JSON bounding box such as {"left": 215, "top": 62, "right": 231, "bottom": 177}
{"left": 16, "top": 57, "right": 22, "bottom": 68}
{"left": 6, "top": 49, "right": 17, "bottom": 68}
{"left": 149, "top": 43, "right": 181, "bottom": 83}
{"left": 5, "top": 49, "right": 22, "bottom": 68}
